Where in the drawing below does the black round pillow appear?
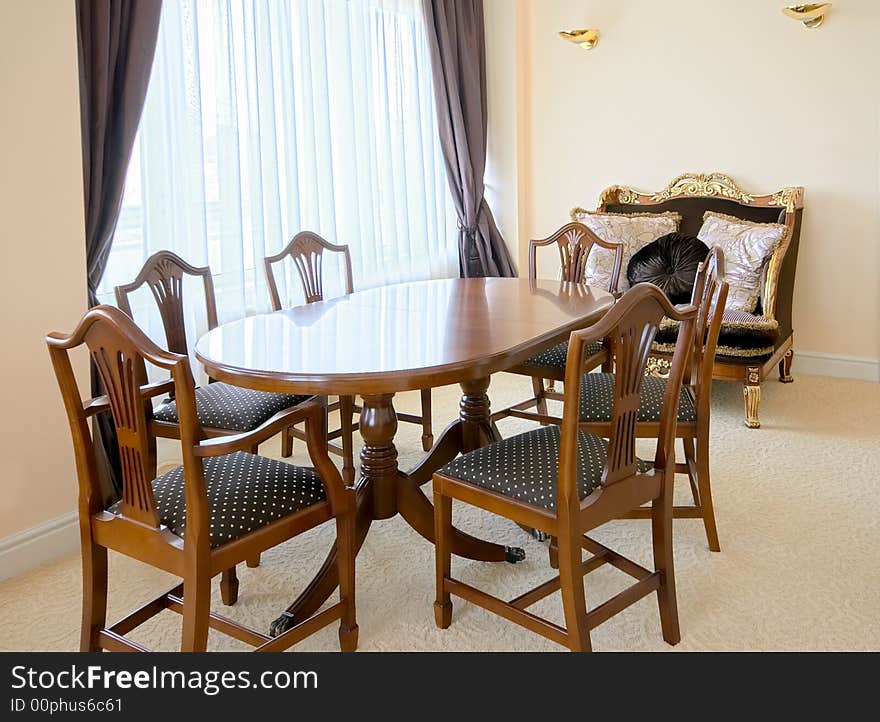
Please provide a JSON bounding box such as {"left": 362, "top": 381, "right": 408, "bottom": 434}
{"left": 627, "top": 233, "right": 710, "bottom": 304}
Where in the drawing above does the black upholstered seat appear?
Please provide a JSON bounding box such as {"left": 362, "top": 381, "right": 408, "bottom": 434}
{"left": 578, "top": 372, "right": 696, "bottom": 424}
{"left": 107, "top": 451, "right": 326, "bottom": 548}
{"left": 439, "top": 425, "right": 651, "bottom": 511}
{"left": 153, "top": 382, "right": 311, "bottom": 432}
{"left": 523, "top": 340, "right": 605, "bottom": 371}
{"left": 653, "top": 309, "right": 779, "bottom": 359}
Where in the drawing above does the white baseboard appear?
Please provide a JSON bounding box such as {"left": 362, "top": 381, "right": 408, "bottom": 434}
{"left": 0, "top": 511, "right": 79, "bottom": 582}
{"left": 795, "top": 351, "right": 880, "bottom": 382}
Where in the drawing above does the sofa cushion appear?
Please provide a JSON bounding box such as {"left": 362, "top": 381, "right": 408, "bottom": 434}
{"left": 653, "top": 309, "right": 779, "bottom": 358}
{"left": 570, "top": 210, "right": 681, "bottom": 291}
{"left": 697, "top": 211, "right": 786, "bottom": 313}
{"left": 627, "top": 233, "right": 710, "bottom": 303}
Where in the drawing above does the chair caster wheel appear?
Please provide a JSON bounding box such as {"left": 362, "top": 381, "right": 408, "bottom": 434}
{"left": 269, "top": 612, "right": 294, "bottom": 637}
{"left": 530, "top": 529, "right": 550, "bottom": 542}
{"left": 505, "top": 546, "right": 526, "bottom": 564}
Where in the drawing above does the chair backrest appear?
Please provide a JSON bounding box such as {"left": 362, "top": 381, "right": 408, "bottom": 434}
{"left": 47, "top": 306, "right": 206, "bottom": 536}
{"left": 114, "top": 250, "right": 218, "bottom": 357}
{"left": 528, "top": 222, "right": 624, "bottom": 293}
{"left": 264, "top": 231, "right": 354, "bottom": 310}
{"left": 581, "top": 172, "right": 803, "bottom": 339}
{"left": 558, "top": 284, "right": 697, "bottom": 509}
{"left": 687, "top": 247, "right": 729, "bottom": 408}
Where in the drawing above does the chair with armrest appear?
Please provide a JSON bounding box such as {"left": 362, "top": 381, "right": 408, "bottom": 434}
{"left": 578, "top": 172, "right": 804, "bottom": 428}
{"left": 47, "top": 305, "right": 357, "bottom": 652}
{"left": 115, "top": 250, "right": 312, "bottom": 596}
{"left": 493, "top": 222, "right": 624, "bottom": 424}
{"left": 265, "top": 231, "right": 436, "bottom": 485}
{"left": 432, "top": 284, "right": 698, "bottom": 651}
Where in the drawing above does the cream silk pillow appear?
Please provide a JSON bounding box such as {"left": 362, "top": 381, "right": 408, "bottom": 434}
{"left": 571, "top": 210, "right": 681, "bottom": 291}
{"left": 697, "top": 211, "right": 786, "bottom": 313}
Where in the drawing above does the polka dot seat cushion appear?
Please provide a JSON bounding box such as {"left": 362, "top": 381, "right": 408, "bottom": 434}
{"left": 439, "top": 425, "right": 650, "bottom": 511}
{"left": 107, "top": 452, "right": 327, "bottom": 548}
{"left": 579, "top": 373, "right": 696, "bottom": 424}
{"left": 153, "top": 383, "right": 311, "bottom": 432}
{"left": 523, "top": 340, "right": 605, "bottom": 371}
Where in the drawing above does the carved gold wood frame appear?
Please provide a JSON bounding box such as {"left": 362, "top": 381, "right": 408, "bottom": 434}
{"left": 572, "top": 173, "right": 804, "bottom": 320}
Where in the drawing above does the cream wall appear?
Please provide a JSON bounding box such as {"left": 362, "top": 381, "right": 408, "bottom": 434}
{"left": 486, "top": 0, "right": 880, "bottom": 364}
{"left": 0, "top": 0, "right": 87, "bottom": 540}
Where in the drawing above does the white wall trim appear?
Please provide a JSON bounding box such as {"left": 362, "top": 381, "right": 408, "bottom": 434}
{"left": 795, "top": 351, "right": 880, "bottom": 382}
{"left": 0, "top": 511, "right": 79, "bottom": 582}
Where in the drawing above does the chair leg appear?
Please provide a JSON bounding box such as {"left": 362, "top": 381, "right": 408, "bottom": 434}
{"left": 80, "top": 540, "right": 108, "bottom": 652}
{"left": 281, "top": 425, "right": 294, "bottom": 458}
{"left": 340, "top": 395, "right": 356, "bottom": 486}
{"left": 779, "top": 349, "right": 794, "bottom": 383}
{"left": 433, "top": 489, "right": 453, "bottom": 629}
{"left": 246, "top": 554, "right": 261, "bottom": 568}
{"left": 682, "top": 437, "right": 699, "bottom": 505}
{"left": 743, "top": 368, "right": 762, "bottom": 428}
{"left": 557, "top": 532, "right": 591, "bottom": 652}
{"left": 181, "top": 567, "right": 211, "bottom": 652}
{"left": 548, "top": 536, "right": 559, "bottom": 569}
{"left": 420, "top": 389, "right": 434, "bottom": 451}
{"left": 336, "top": 504, "right": 359, "bottom": 652}
{"left": 652, "top": 473, "right": 681, "bottom": 646}
{"left": 220, "top": 566, "right": 239, "bottom": 606}
{"left": 532, "top": 377, "right": 549, "bottom": 421}
{"left": 694, "top": 429, "right": 721, "bottom": 552}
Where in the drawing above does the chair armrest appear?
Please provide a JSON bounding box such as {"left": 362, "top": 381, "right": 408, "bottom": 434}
{"left": 83, "top": 378, "right": 176, "bottom": 419}
{"left": 194, "top": 399, "right": 320, "bottom": 458}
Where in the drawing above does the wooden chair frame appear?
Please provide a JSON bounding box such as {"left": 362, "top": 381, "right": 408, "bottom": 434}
{"left": 115, "top": 250, "right": 305, "bottom": 592}
{"left": 584, "top": 172, "right": 804, "bottom": 428}
{"left": 578, "top": 249, "right": 729, "bottom": 552}
{"left": 47, "top": 306, "right": 357, "bottom": 652}
{"left": 115, "top": 251, "right": 303, "bottom": 453}
{"left": 494, "top": 222, "right": 624, "bottom": 425}
{"left": 265, "top": 231, "right": 434, "bottom": 485}
{"left": 433, "top": 284, "right": 698, "bottom": 651}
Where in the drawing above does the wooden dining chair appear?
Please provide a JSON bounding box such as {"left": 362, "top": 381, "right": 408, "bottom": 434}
{"left": 115, "top": 251, "right": 313, "bottom": 594}
{"left": 432, "top": 284, "right": 697, "bottom": 651}
{"left": 265, "top": 231, "right": 435, "bottom": 485}
{"left": 495, "top": 223, "right": 624, "bottom": 425}
{"left": 576, "top": 248, "right": 729, "bottom": 551}
{"left": 47, "top": 305, "right": 357, "bottom": 652}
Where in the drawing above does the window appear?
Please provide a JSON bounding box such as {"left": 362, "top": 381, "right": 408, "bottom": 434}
{"left": 100, "top": 0, "right": 458, "bottom": 333}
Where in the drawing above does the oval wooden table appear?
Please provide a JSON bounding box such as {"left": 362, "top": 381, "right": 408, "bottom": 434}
{"left": 196, "top": 277, "right": 614, "bottom": 636}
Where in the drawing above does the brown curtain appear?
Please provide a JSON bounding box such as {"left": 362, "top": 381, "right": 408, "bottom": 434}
{"left": 421, "top": 0, "right": 516, "bottom": 278}
{"left": 77, "top": 0, "right": 162, "bottom": 499}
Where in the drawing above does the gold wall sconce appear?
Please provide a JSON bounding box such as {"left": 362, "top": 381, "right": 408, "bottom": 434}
{"left": 782, "top": 3, "right": 832, "bottom": 28}
{"left": 558, "top": 29, "right": 599, "bottom": 50}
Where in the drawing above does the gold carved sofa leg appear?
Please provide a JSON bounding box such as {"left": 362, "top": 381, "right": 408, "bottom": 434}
{"left": 743, "top": 367, "right": 762, "bottom": 429}
{"left": 779, "top": 349, "right": 794, "bottom": 383}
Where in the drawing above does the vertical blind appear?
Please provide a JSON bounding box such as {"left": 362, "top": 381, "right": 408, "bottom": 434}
{"left": 99, "top": 0, "right": 458, "bottom": 335}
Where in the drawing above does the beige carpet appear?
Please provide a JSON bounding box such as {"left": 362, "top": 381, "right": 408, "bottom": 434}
{"left": 1, "top": 372, "right": 878, "bottom": 652}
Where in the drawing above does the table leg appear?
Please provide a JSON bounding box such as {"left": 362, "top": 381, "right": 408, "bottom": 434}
{"left": 270, "top": 387, "right": 521, "bottom": 637}
{"left": 459, "top": 376, "right": 502, "bottom": 451}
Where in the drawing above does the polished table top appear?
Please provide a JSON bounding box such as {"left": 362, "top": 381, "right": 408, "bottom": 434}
{"left": 195, "top": 277, "right": 614, "bottom": 395}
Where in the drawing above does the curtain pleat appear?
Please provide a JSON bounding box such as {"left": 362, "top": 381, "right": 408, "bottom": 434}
{"left": 77, "top": 0, "right": 163, "bottom": 501}
{"left": 420, "top": 0, "right": 516, "bottom": 278}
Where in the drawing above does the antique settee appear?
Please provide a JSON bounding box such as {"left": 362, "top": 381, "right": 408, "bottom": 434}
{"left": 573, "top": 172, "right": 804, "bottom": 428}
